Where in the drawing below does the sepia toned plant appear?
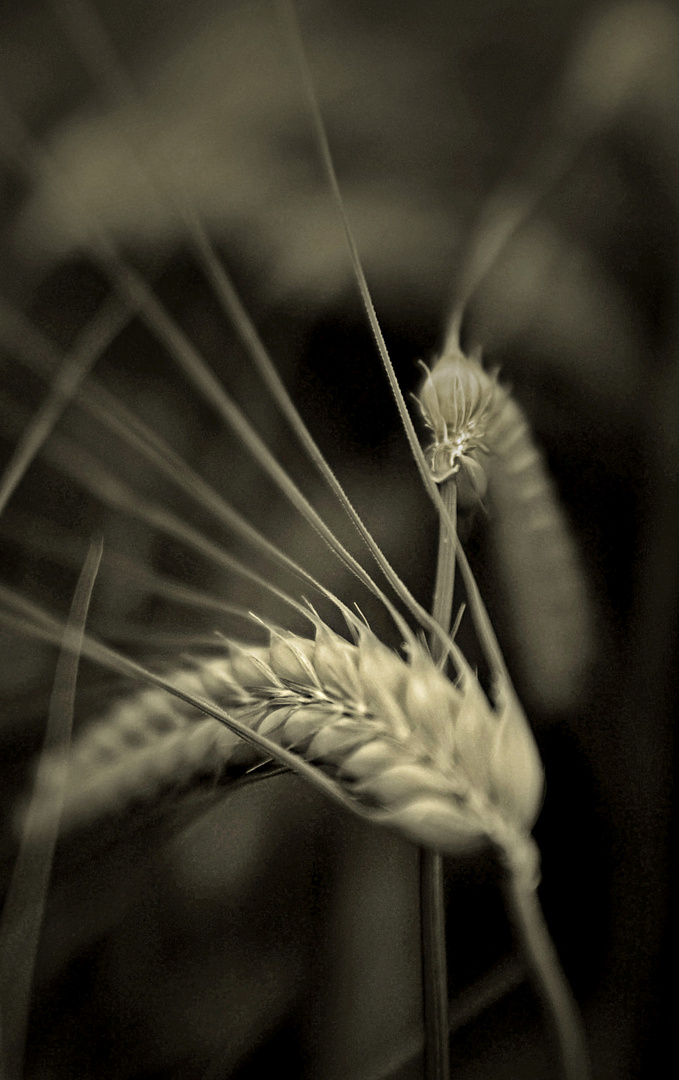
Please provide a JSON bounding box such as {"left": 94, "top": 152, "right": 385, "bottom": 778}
{"left": 417, "top": 339, "right": 595, "bottom": 712}
{"left": 0, "top": 2, "right": 591, "bottom": 1077}
{"left": 2, "top": 2, "right": 676, "bottom": 1080}
{"left": 23, "top": 613, "right": 545, "bottom": 864}
{"left": 417, "top": 345, "right": 498, "bottom": 507}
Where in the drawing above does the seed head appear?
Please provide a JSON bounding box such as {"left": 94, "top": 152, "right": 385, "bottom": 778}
{"left": 227, "top": 616, "right": 544, "bottom": 858}
{"left": 22, "top": 616, "right": 543, "bottom": 865}
{"left": 417, "top": 346, "right": 501, "bottom": 505}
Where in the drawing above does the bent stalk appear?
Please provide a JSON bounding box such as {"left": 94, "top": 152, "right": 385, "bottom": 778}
{"left": 503, "top": 861, "right": 590, "bottom": 1080}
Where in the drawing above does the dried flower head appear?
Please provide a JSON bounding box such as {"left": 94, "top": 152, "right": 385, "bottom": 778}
{"left": 417, "top": 346, "right": 501, "bottom": 504}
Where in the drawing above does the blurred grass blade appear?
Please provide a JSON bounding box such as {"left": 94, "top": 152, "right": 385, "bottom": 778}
{"left": 363, "top": 955, "right": 525, "bottom": 1080}
{"left": 276, "top": 1, "right": 513, "bottom": 685}
{"left": 274, "top": 1, "right": 442, "bottom": 511}
{"left": 0, "top": 301, "right": 354, "bottom": 623}
{"left": 0, "top": 296, "right": 127, "bottom": 518}
{"left": 451, "top": 129, "right": 579, "bottom": 329}
{"left": 0, "top": 94, "right": 415, "bottom": 647}
{"left": 52, "top": 0, "right": 440, "bottom": 642}
{"left": 0, "top": 536, "right": 103, "bottom": 1080}
{"left": 0, "top": 583, "right": 375, "bottom": 828}
{"left": 47, "top": 435, "right": 314, "bottom": 622}
{"left": 94, "top": 251, "right": 417, "bottom": 644}
{"left": 486, "top": 396, "right": 594, "bottom": 710}
{"left": 0, "top": 508, "right": 272, "bottom": 632}
{"left": 503, "top": 868, "right": 590, "bottom": 1080}
{"left": 0, "top": 381, "right": 317, "bottom": 627}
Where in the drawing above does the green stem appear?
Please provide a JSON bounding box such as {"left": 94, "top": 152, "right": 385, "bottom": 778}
{"left": 421, "top": 479, "right": 457, "bottom": 1080}
{"left": 504, "top": 861, "right": 591, "bottom": 1080}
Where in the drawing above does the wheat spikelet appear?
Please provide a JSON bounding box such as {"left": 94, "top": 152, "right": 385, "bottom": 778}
{"left": 417, "top": 343, "right": 500, "bottom": 505}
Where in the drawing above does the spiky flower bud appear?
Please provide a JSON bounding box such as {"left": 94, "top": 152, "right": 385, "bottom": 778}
{"left": 24, "top": 616, "right": 544, "bottom": 869}
{"left": 417, "top": 346, "right": 501, "bottom": 505}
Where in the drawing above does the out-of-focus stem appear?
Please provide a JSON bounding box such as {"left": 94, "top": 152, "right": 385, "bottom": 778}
{"left": 431, "top": 481, "right": 457, "bottom": 661}
{"left": 421, "top": 478, "right": 457, "bottom": 1080}
{"left": 420, "top": 850, "right": 450, "bottom": 1080}
{"left": 504, "top": 862, "right": 590, "bottom": 1080}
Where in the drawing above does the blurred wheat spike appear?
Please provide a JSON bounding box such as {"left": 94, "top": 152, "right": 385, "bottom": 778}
{"left": 484, "top": 392, "right": 594, "bottom": 711}
{"left": 418, "top": 342, "right": 594, "bottom": 712}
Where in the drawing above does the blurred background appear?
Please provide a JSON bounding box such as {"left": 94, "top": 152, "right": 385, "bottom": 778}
{"left": 0, "top": 0, "right": 676, "bottom": 1077}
